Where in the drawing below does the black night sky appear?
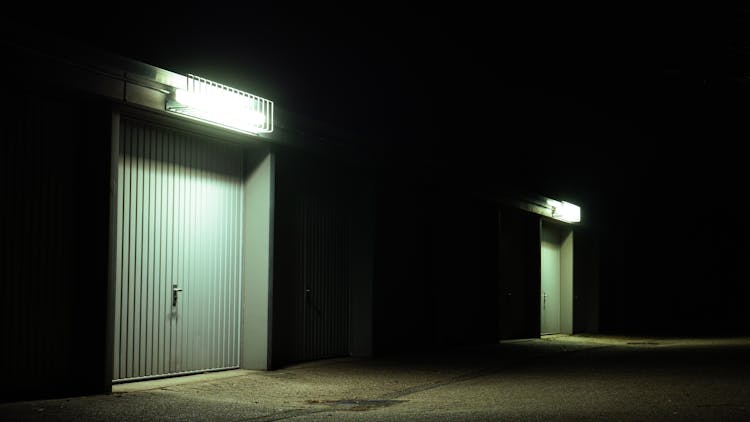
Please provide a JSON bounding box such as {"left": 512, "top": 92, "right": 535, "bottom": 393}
{"left": 12, "top": 8, "right": 750, "bottom": 144}
{"left": 24, "top": 6, "right": 746, "bottom": 192}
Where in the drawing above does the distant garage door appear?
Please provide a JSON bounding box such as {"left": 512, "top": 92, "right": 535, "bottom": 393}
{"left": 113, "top": 117, "right": 243, "bottom": 382}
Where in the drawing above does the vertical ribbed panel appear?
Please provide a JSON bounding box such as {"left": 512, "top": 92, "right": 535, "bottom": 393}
{"left": 296, "top": 195, "right": 350, "bottom": 361}
{"left": 1, "top": 95, "right": 78, "bottom": 390}
{"left": 113, "top": 118, "right": 243, "bottom": 381}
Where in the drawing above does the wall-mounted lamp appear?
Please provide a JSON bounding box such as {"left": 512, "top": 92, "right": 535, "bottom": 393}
{"left": 166, "top": 74, "right": 273, "bottom": 135}
{"left": 546, "top": 199, "right": 581, "bottom": 223}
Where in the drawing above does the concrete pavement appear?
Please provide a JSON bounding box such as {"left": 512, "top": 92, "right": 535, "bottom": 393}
{"left": 2, "top": 335, "right": 749, "bottom": 421}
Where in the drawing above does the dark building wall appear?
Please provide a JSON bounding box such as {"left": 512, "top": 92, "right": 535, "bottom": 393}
{"left": 372, "top": 178, "right": 431, "bottom": 354}
{"left": 374, "top": 182, "right": 606, "bottom": 349}
{"left": 594, "top": 202, "right": 628, "bottom": 335}
{"left": 497, "top": 207, "right": 541, "bottom": 340}
{"left": 613, "top": 157, "right": 749, "bottom": 336}
{"left": 373, "top": 176, "right": 502, "bottom": 354}
{"left": 589, "top": 140, "right": 750, "bottom": 337}
{"left": 572, "top": 225, "right": 600, "bottom": 334}
{"left": 429, "top": 198, "right": 499, "bottom": 346}
{"left": 0, "top": 89, "right": 112, "bottom": 400}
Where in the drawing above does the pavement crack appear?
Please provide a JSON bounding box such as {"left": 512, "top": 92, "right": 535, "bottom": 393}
{"left": 242, "top": 408, "right": 329, "bottom": 421}
{"left": 378, "top": 344, "right": 614, "bottom": 401}
{"left": 244, "top": 343, "right": 614, "bottom": 421}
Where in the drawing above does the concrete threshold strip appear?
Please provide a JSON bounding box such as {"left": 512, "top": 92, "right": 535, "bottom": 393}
{"left": 112, "top": 369, "right": 258, "bottom": 393}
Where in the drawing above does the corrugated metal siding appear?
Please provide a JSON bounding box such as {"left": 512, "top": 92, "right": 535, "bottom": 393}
{"left": 498, "top": 208, "right": 542, "bottom": 339}
{"left": 113, "top": 118, "right": 243, "bottom": 381}
{"left": 1, "top": 95, "right": 77, "bottom": 391}
{"left": 1, "top": 91, "right": 112, "bottom": 398}
{"left": 296, "top": 195, "right": 351, "bottom": 361}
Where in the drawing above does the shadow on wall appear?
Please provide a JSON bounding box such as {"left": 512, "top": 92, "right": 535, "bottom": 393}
{"left": 373, "top": 179, "right": 500, "bottom": 354}
{"left": 1, "top": 90, "right": 113, "bottom": 400}
{"left": 601, "top": 152, "right": 749, "bottom": 336}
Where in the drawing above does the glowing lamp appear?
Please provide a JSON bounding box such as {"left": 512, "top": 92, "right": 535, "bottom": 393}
{"left": 166, "top": 74, "right": 273, "bottom": 135}
{"left": 546, "top": 199, "right": 581, "bottom": 223}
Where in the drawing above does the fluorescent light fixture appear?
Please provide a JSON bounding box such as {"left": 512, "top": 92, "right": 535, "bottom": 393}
{"left": 166, "top": 74, "right": 273, "bottom": 135}
{"left": 546, "top": 199, "right": 581, "bottom": 223}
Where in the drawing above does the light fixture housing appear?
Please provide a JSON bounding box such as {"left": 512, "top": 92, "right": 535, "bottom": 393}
{"left": 166, "top": 74, "right": 273, "bottom": 135}
{"left": 546, "top": 199, "right": 581, "bottom": 223}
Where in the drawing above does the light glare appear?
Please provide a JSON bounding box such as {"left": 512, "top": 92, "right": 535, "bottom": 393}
{"left": 166, "top": 74, "right": 273, "bottom": 135}
{"left": 546, "top": 199, "right": 581, "bottom": 223}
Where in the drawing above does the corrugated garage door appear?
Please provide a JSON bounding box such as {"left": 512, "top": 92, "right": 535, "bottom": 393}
{"left": 113, "top": 117, "right": 243, "bottom": 382}
{"left": 271, "top": 161, "right": 353, "bottom": 367}
{"left": 297, "top": 195, "right": 350, "bottom": 361}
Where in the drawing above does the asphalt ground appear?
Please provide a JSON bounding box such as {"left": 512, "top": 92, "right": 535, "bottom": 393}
{"left": 2, "top": 335, "right": 749, "bottom": 421}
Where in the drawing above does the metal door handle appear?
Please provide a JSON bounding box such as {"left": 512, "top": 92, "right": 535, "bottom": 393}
{"left": 543, "top": 292, "right": 547, "bottom": 310}
{"left": 172, "top": 284, "right": 183, "bottom": 307}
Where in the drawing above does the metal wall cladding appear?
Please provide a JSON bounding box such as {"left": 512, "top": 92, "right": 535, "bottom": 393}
{"left": 498, "top": 207, "right": 542, "bottom": 339}
{"left": 1, "top": 95, "right": 80, "bottom": 391}
{"left": 113, "top": 117, "right": 243, "bottom": 381}
{"left": 2, "top": 91, "right": 112, "bottom": 398}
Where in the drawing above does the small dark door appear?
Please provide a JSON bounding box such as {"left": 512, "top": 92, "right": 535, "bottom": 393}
{"left": 299, "top": 196, "right": 350, "bottom": 360}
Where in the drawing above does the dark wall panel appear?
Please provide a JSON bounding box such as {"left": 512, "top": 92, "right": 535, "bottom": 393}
{"left": 573, "top": 226, "right": 600, "bottom": 334}
{"left": 373, "top": 181, "right": 500, "bottom": 354}
{"left": 498, "top": 207, "right": 541, "bottom": 340}
{"left": 372, "top": 183, "right": 431, "bottom": 355}
{"left": 1, "top": 90, "right": 111, "bottom": 400}
{"left": 430, "top": 199, "right": 499, "bottom": 347}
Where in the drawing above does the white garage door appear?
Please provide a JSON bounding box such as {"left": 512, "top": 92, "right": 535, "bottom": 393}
{"left": 113, "top": 117, "right": 243, "bottom": 382}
